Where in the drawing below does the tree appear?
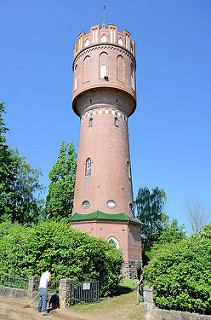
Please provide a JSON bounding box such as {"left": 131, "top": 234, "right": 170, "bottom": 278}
{"left": 0, "top": 101, "right": 16, "bottom": 220}
{"left": 46, "top": 141, "right": 77, "bottom": 220}
{"left": 135, "top": 187, "right": 167, "bottom": 245}
{"left": 0, "top": 102, "right": 44, "bottom": 224}
{"left": 186, "top": 199, "right": 210, "bottom": 233}
{"left": 9, "top": 149, "right": 44, "bottom": 225}
{"left": 155, "top": 219, "right": 186, "bottom": 246}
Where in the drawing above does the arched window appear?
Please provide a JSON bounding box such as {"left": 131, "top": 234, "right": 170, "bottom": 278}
{"left": 114, "top": 117, "right": 119, "bottom": 127}
{"left": 84, "top": 39, "right": 90, "bottom": 47}
{"left": 101, "top": 64, "right": 107, "bottom": 78}
{"left": 127, "top": 161, "right": 131, "bottom": 179}
{"left": 118, "top": 37, "right": 123, "bottom": 45}
{"left": 107, "top": 236, "right": 119, "bottom": 249}
{"left": 117, "top": 55, "right": 124, "bottom": 82}
{"left": 74, "top": 64, "right": 78, "bottom": 90}
{"left": 131, "top": 64, "right": 135, "bottom": 89}
{"left": 101, "top": 34, "right": 107, "bottom": 43}
{"left": 85, "top": 158, "right": 91, "bottom": 175}
{"left": 100, "top": 52, "right": 108, "bottom": 79}
{"left": 89, "top": 118, "right": 93, "bottom": 127}
{"left": 83, "top": 56, "right": 91, "bottom": 83}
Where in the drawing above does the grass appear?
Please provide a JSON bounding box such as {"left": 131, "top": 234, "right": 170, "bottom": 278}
{"left": 71, "top": 278, "right": 144, "bottom": 320}
{"left": 118, "top": 278, "right": 138, "bottom": 290}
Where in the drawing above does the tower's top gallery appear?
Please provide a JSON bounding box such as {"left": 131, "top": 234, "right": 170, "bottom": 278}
{"left": 72, "top": 24, "right": 136, "bottom": 118}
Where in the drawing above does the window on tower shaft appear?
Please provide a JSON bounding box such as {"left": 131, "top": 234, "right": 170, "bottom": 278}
{"left": 127, "top": 161, "right": 131, "bottom": 179}
{"left": 114, "top": 117, "right": 119, "bottom": 127}
{"left": 85, "top": 158, "right": 91, "bottom": 175}
{"left": 89, "top": 118, "right": 93, "bottom": 127}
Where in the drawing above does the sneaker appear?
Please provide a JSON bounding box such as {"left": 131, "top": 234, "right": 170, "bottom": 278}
{"left": 42, "top": 313, "right": 50, "bottom": 316}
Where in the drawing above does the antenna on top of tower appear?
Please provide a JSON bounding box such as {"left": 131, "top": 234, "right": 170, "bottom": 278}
{"left": 101, "top": 5, "right": 107, "bottom": 29}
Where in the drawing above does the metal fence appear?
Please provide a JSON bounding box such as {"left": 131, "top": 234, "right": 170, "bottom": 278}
{"left": 48, "top": 280, "right": 60, "bottom": 293}
{"left": 68, "top": 280, "right": 99, "bottom": 304}
{"left": 0, "top": 274, "right": 29, "bottom": 289}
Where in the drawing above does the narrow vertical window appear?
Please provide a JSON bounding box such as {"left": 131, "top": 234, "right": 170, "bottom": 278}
{"left": 89, "top": 118, "right": 93, "bottom": 127}
{"left": 83, "top": 56, "right": 91, "bottom": 83}
{"left": 85, "top": 158, "right": 91, "bottom": 176}
{"left": 131, "top": 64, "right": 135, "bottom": 89}
{"left": 127, "top": 161, "right": 131, "bottom": 179}
{"left": 100, "top": 52, "right": 108, "bottom": 79}
{"left": 114, "top": 117, "right": 119, "bottom": 127}
{"left": 118, "top": 37, "right": 123, "bottom": 45}
{"left": 101, "top": 64, "right": 107, "bottom": 78}
{"left": 85, "top": 39, "right": 90, "bottom": 47}
{"left": 74, "top": 64, "right": 78, "bottom": 90}
{"left": 117, "top": 55, "right": 124, "bottom": 82}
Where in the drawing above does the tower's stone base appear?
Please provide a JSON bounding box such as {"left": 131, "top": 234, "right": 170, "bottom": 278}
{"left": 122, "top": 260, "right": 142, "bottom": 279}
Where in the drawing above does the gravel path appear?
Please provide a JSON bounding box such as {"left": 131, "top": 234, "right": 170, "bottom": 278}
{"left": 0, "top": 290, "right": 144, "bottom": 320}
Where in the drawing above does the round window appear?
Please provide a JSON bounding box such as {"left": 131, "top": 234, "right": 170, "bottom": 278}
{"left": 82, "top": 200, "right": 90, "bottom": 208}
{"left": 107, "top": 200, "right": 116, "bottom": 208}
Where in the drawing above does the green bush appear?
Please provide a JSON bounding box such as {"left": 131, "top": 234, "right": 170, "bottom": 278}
{"left": 0, "top": 220, "right": 123, "bottom": 296}
{"left": 144, "top": 224, "right": 211, "bottom": 314}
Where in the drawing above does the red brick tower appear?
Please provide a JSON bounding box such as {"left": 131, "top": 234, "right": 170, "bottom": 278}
{"left": 69, "top": 23, "right": 142, "bottom": 277}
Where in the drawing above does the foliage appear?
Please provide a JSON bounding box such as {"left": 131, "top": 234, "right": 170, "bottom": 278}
{"left": 0, "top": 220, "right": 123, "bottom": 296}
{"left": 143, "top": 224, "right": 211, "bottom": 314}
{"left": 46, "top": 141, "right": 77, "bottom": 220}
{"left": 135, "top": 187, "right": 168, "bottom": 245}
{"left": 156, "top": 219, "right": 186, "bottom": 246}
{"left": 0, "top": 101, "right": 17, "bottom": 221}
{"left": 9, "top": 149, "right": 44, "bottom": 225}
{"left": 186, "top": 199, "right": 210, "bottom": 233}
{"left": 0, "top": 102, "right": 44, "bottom": 225}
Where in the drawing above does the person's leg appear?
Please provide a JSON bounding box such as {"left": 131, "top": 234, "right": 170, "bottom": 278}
{"left": 42, "top": 289, "right": 48, "bottom": 314}
{"left": 139, "top": 283, "right": 144, "bottom": 302}
{"left": 37, "top": 289, "right": 42, "bottom": 312}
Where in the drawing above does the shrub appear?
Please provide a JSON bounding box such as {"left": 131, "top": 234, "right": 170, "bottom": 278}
{"left": 144, "top": 224, "right": 211, "bottom": 314}
{"left": 0, "top": 220, "right": 123, "bottom": 296}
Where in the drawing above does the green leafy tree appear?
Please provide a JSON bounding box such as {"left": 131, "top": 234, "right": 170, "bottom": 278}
{"left": 135, "top": 187, "right": 168, "bottom": 245}
{"left": 0, "top": 101, "right": 16, "bottom": 220}
{"left": 0, "top": 102, "right": 44, "bottom": 224}
{"left": 9, "top": 149, "right": 44, "bottom": 225}
{"left": 46, "top": 141, "right": 77, "bottom": 220}
{"left": 144, "top": 224, "right": 211, "bottom": 314}
{"left": 156, "top": 219, "right": 186, "bottom": 245}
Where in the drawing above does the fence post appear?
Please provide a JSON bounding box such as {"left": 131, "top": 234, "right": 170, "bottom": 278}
{"left": 28, "top": 276, "right": 40, "bottom": 300}
{"left": 59, "top": 278, "right": 74, "bottom": 308}
{"left": 143, "top": 286, "right": 154, "bottom": 313}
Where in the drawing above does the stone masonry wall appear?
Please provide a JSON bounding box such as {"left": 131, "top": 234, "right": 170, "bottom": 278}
{"left": 143, "top": 286, "right": 211, "bottom": 320}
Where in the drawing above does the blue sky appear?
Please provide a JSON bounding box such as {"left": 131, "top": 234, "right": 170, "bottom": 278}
{"left": 1, "top": 0, "right": 210, "bottom": 233}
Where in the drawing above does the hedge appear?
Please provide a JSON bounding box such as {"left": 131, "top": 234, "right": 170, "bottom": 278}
{"left": 144, "top": 224, "right": 211, "bottom": 314}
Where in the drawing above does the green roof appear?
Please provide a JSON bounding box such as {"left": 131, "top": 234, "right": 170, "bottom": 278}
{"left": 69, "top": 210, "right": 142, "bottom": 225}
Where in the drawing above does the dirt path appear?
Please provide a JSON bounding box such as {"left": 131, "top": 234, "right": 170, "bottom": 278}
{"left": 0, "top": 290, "right": 144, "bottom": 320}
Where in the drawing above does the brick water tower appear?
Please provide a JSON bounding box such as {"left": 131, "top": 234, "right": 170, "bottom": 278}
{"left": 69, "top": 22, "right": 142, "bottom": 277}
